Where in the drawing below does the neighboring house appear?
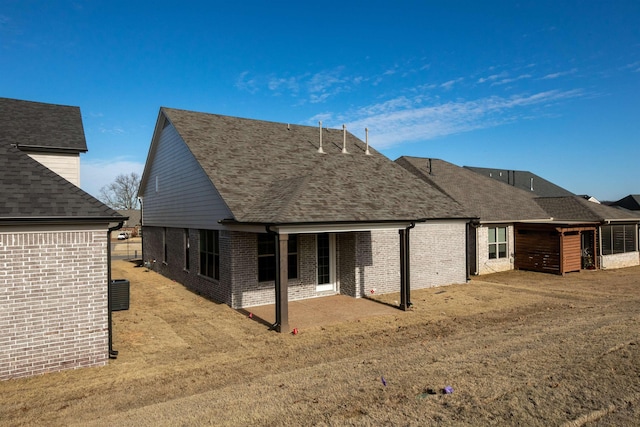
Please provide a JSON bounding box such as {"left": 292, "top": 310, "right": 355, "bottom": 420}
{"left": 118, "top": 209, "right": 142, "bottom": 236}
{"left": 464, "top": 166, "right": 574, "bottom": 197}
{"left": 534, "top": 196, "right": 640, "bottom": 270}
{"left": 579, "top": 195, "right": 601, "bottom": 204}
{"left": 397, "top": 157, "right": 552, "bottom": 275}
{"left": 610, "top": 195, "right": 640, "bottom": 211}
{"left": 397, "top": 157, "right": 640, "bottom": 276}
{"left": 0, "top": 97, "right": 88, "bottom": 187}
{"left": 138, "top": 108, "right": 474, "bottom": 332}
{"left": 0, "top": 98, "right": 125, "bottom": 381}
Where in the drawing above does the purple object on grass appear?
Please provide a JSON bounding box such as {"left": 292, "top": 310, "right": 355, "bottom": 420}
{"left": 443, "top": 386, "right": 454, "bottom": 394}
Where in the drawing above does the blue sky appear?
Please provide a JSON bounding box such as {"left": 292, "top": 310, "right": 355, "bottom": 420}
{"left": 1, "top": 1, "right": 638, "bottom": 201}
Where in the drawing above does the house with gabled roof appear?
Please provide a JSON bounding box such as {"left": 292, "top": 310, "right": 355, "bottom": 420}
{"left": 138, "top": 108, "right": 475, "bottom": 332}
{"left": 118, "top": 209, "right": 142, "bottom": 237}
{"left": 397, "top": 156, "right": 640, "bottom": 276}
{"left": 0, "top": 97, "right": 88, "bottom": 186}
{"left": 397, "top": 157, "right": 553, "bottom": 275}
{"left": 0, "top": 98, "right": 125, "bottom": 380}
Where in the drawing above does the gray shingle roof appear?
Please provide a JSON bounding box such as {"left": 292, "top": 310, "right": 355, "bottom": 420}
{"left": 162, "top": 108, "right": 471, "bottom": 223}
{"left": 0, "top": 97, "right": 88, "bottom": 152}
{"left": 611, "top": 195, "right": 640, "bottom": 211}
{"left": 118, "top": 209, "right": 141, "bottom": 226}
{"left": 0, "top": 144, "right": 122, "bottom": 221}
{"left": 535, "top": 196, "right": 640, "bottom": 222}
{"left": 396, "top": 156, "right": 551, "bottom": 222}
{"left": 464, "top": 166, "right": 574, "bottom": 197}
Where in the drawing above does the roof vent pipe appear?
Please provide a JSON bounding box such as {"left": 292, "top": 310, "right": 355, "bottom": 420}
{"left": 318, "top": 121, "right": 324, "bottom": 153}
{"left": 365, "top": 128, "right": 371, "bottom": 155}
{"left": 342, "top": 124, "right": 348, "bottom": 154}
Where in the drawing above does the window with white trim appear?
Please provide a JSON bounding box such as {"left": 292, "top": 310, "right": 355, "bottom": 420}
{"left": 488, "top": 226, "right": 508, "bottom": 259}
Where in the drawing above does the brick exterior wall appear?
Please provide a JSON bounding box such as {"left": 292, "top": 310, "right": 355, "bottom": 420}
{"left": 410, "top": 221, "right": 468, "bottom": 288}
{"left": 0, "top": 226, "right": 109, "bottom": 380}
{"left": 600, "top": 252, "right": 640, "bottom": 269}
{"left": 338, "top": 233, "right": 356, "bottom": 297}
{"left": 476, "top": 224, "right": 515, "bottom": 274}
{"left": 143, "top": 223, "right": 469, "bottom": 310}
{"left": 142, "top": 226, "right": 233, "bottom": 306}
{"left": 356, "top": 230, "right": 400, "bottom": 295}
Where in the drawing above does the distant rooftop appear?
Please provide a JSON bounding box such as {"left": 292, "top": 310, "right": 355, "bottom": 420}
{"left": 610, "top": 194, "right": 640, "bottom": 211}
{"left": 464, "top": 166, "right": 574, "bottom": 197}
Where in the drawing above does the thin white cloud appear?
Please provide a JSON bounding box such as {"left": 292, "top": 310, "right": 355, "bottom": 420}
{"left": 235, "top": 71, "right": 259, "bottom": 94}
{"left": 621, "top": 61, "right": 640, "bottom": 72}
{"left": 98, "top": 125, "right": 125, "bottom": 135}
{"left": 267, "top": 76, "right": 300, "bottom": 95}
{"left": 80, "top": 158, "right": 145, "bottom": 200}
{"left": 307, "top": 67, "right": 346, "bottom": 93}
{"left": 343, "top": 89, "right": 583, "bottom": 149}
{"left": 541, "top": 68, "right": 577, "bottom": 80}
{"left": 235, "top": 66, "right": 373, "bottom": 103}
{"left": 491, "top": 74, "right": 532, "bottom": 86}
{"left": 309, "top": 112, "right": 333, "bottom": 124}
{"left": 440, "top": 78, "right": 463, "bottom": 90}
{"left": 477, "top": 71, "right": 508, "bottom": 84}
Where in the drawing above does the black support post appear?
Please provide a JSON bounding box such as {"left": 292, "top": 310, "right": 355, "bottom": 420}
{"left": 399, "top": 223, "right": 414, "bottom": 311}
{"left": 274, "top": 233, "right": 289, "bottom": 333}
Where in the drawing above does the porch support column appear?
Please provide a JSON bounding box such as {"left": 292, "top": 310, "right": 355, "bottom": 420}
{"left": 399, "top": 223, "right": 416, "bottom": 311}
{"left": 274, "top": 233, "right": 289, "bottom": 333}
{"left": 560, "top": 231, "right": 566, "bottom": 276}
{"left": 593, "top": 229, "right": 598, "bottom": 269}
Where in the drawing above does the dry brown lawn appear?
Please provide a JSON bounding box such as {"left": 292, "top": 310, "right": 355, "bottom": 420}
{"left": 1, "top": 260, "right": 640, "bottom": 426}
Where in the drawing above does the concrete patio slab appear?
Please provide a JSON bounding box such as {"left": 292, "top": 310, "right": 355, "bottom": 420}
{"left": 240, "top": 295, "right": 401, "bottom": 332}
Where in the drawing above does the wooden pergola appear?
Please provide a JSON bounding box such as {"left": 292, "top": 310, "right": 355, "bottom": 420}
{"left": 514, "top": 223, "right": 598, "bottom": 275}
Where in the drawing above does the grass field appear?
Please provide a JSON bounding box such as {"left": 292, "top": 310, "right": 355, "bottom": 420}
{"left": 1, "top": 261, "right": 639, "bottom": 426}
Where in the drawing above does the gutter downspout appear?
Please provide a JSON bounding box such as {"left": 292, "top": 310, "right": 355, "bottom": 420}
{"left": 107, "top": 221, "right": 125, "bottom": 359}
{"left": 468, "top": 219, "right": 481, "bottom": 278}
{"left": 265, "top": 225, "right": 287, "bottom": 332}
{"left": 138, "top": 196, "right": 144, "bottom": 264}
{"left": 399, "top": 222, "right": 416, "bottom": 310}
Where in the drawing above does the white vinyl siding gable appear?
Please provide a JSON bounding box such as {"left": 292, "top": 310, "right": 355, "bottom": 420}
{"left": 141, "top": 123, "right": 233, "bottom": 229}
{"left": 27, "top": 152, "right": 81, "bottom": 186}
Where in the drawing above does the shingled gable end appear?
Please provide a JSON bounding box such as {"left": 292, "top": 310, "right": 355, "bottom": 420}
{"left": 0, "top": 97, "right": 126, "bottom": 380}
{"left": 139, "top": 107, "right": 475, "bottom": 332}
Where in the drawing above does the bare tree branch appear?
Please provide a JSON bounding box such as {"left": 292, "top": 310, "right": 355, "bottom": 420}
{"left": 99, "top": 172, "right": 141, "bottom": 210}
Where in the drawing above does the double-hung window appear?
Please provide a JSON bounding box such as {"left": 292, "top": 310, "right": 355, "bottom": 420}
{"left": 200, "top": 230, "right": 219, "bottom": 280}
{"left": 488, "top": 227, "right": 508, "bottom": 259}
{"left": 258, "top": 234, "right": 298, "bottom": 282}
